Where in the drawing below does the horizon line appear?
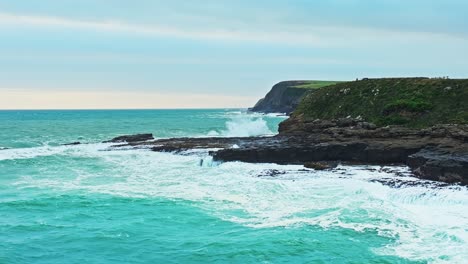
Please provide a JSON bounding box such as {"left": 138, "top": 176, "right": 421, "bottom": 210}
{"left": 0, "top": 107, "right": 249, "bottom": 111}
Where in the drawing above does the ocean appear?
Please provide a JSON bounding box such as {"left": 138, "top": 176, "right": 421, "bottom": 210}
{"left": 0, "top": 109, "right": 467, "bottom": 264}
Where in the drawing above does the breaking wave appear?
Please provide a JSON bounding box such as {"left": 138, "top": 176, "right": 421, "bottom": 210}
{"left": 208, "top": 112, "right": 282, "bottom": 137}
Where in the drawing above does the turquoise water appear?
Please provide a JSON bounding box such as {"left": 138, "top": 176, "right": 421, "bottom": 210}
{"left": 1, "top": 109, "right": 467, "bottom": 263}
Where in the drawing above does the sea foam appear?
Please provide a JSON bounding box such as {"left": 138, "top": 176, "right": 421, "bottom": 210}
{"left": 208, "top": 112, "right": 282, "bottom": 137}
{"left": 11, "top": 145, "right": 468, "bottom": 263}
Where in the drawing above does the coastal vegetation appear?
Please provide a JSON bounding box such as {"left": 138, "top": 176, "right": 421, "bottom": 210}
{"left": 291, "top": 80, "right": 343, "bottom": 89}
{"left": 294, "top": 78, "right": 468, "bottom": 127}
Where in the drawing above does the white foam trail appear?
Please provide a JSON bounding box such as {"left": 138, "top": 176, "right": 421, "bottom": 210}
{"left": 0, "top": 145, "right": 66, "bottom": 161}
{"left": 11, "top": 146, "right": 468, "bottom": 263}
{"left": 0, "top": 143, "right": 113, "bottom": 161}
{"left": 264, "top": 112, "right": 289, "bottom": 118}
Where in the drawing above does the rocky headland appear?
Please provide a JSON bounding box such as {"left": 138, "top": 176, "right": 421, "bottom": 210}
{"left": 250, "top": 80, "right": 340, "bottom": 114}
{"left": 108, "top": 78, "right": 468, "bottom": 185}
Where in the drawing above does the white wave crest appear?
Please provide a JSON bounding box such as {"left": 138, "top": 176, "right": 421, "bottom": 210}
{"left": 209, "top": 117, "right": 275, "bottom": 137}
{"left": 224, "top": 117, "right": 273, "bottom": 137}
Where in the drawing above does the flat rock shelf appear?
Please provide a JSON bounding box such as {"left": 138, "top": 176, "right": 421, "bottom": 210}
{"left": 109, "top": 119, "right": 468, "bottom": 185}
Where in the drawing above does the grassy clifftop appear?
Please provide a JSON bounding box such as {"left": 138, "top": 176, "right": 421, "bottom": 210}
{"left": 290, "top": 80, "right": 343, "bottom": 89}
{"left": 294, "top": 78, "right": 468, "bottom": 127}
{"left": 282, "top": 81, "right": 342, "bottom": 99}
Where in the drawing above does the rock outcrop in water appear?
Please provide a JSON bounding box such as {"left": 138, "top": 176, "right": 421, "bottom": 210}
{"left": 63, "top": 142, "right": 81, "bottom": 146}
{"left": 407, "top": 149, "right": 468, "bottom": 184}
{"left": 104, "top": 133, "right": 154, "bottom": 143}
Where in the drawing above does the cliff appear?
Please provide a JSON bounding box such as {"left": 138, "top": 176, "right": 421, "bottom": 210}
{"left": 250, "top": 80, "right": 340, "bottom": 114}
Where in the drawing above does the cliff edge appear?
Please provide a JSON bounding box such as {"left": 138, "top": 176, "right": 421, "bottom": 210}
{"left": 250, "top": 80, "right": 340, "bottom": 114}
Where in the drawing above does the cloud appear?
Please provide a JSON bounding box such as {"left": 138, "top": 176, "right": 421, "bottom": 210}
{"left": 0, "top": 12, "right": 463, "bottom": 47}
{"left": 0, "top": 12, "right": 326, "bottom": 45}
{"left": 0, "top": 52, "right": 349, "bottom": 66}
{"left": 0, "top": 89, "right": 257, "bottom": 109}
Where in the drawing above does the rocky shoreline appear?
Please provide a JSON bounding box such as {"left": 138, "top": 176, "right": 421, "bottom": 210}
{"left": 98, "top": 77, "right": 468, "bottom": 185}
{"left": 108, "top": 117, "right": 467, "bottom": 185}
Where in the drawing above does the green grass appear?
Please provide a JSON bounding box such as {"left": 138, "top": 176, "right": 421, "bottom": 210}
{"left": 292, "top": 81, "right": 343, "bottom": 89}
{"left": 294, "top": 78, "right": 468, "bottom": 128}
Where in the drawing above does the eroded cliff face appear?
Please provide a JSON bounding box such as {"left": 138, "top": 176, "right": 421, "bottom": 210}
{"left": 249, "top": 81, "right": 310, "bottom": 114}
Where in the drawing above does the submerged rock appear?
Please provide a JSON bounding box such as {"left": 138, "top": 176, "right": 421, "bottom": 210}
{"left": 104, "top": 133, "right": 154, "bottom": 143}
{"left": 63, "top": 142, "right": 81, "bottom": 146}
{"left": 256, "top": 169, "right": 287, "bottom": 177}
{"left": 304, "top": 161, "right": 338, "bottom": 170}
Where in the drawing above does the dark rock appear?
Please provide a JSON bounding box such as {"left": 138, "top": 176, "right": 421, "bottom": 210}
{"left": 407, "top": 149, "right": 468, "bottom": 185}
{"left": 336, "top": 118, "right": 358, "bottom": 127}
{"left": 63, "top": 142, "right": 81, "bottom": 146}
{"left": 143, "top": 137, "right": 258, "bottom": 152}
{"left": 104, "top": 133, "right": 154, "bottom": 143}
{"left": 304, "top": 161, "right": 338, "bottom": 170}
{"left": 256, "top": 169, "right": 287, "bottom": 177}
{"left": 365, "top": 144, "right": 421, "bottom": 163}
{"left": 369, "top": 178, "right": 454, "bottom": 189}
{"left": 359, "top": 122, "right": 377, "bottom": 130}
{"left": 211, "top": 139, "right": 416, "bottom": 165}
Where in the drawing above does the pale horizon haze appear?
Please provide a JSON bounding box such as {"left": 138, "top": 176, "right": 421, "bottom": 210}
{"left": 1, "top": 0, "right": 468, "bottom": 109}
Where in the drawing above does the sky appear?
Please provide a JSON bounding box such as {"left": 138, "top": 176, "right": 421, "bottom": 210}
{"left": 0, "top": 0, "right": 467, "bottom": 109}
